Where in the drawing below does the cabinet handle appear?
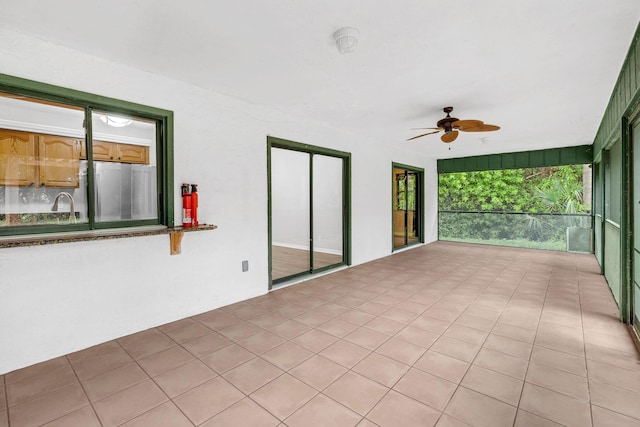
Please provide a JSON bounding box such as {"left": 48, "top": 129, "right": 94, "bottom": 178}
{"left": 110, "top": 156, "right": 114, "bottom": 160}
{"left": 118, "top": 157, "right": 121, "bottom": 160}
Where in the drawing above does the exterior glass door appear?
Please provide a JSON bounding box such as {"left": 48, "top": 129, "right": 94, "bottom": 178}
{"left": 633, "top": 120, "right": 640, "bottom": 331}
{"left": 393, "top": 164, "right": 423, "bottom": 249}
{"left": 269, "top": 139, "right": 350, "bottom": 287}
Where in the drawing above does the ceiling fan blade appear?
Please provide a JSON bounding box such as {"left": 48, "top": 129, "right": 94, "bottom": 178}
{"left": 461, "top": 124, "right": 501, "bottom": 132}
{"left": 451, "top": 120, "right": 483, "bottom": 131}
{"left": 407, "top": 130, "right": 440, "bottom": 141}
{"left": 441, "top": 131, "right": 459, "bottom": 143}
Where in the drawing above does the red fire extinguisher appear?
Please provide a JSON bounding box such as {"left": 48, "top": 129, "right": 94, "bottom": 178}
{"left": 182, "top": 183, "right": 192, "bottom": 228}
{"left": 191, "top": 184, "right": 199, "bottom": 227}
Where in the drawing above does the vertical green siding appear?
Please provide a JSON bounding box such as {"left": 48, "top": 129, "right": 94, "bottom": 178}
{"left": 593, "top": 23, "right": 640, "bottom": 153}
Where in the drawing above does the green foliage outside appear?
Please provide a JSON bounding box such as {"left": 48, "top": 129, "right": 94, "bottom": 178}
{"left": 438, "top": 165, "right": 592, "bottom": 251}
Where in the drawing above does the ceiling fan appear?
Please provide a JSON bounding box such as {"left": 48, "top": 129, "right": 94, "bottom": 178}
{"left": 408, "top": 106, "right": 500, "bottom": 144}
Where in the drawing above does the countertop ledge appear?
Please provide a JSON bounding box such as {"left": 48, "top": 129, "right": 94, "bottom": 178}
{"left": 0, "top": 224, "right": 217, "bottom": 248}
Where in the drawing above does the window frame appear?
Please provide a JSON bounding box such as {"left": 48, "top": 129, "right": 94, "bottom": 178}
{"left": 0, "top": 73, "right": 174, "bottom": 236}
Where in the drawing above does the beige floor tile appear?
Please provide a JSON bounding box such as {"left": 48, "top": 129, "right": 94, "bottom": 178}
{"left": 218, "top": 320, "right": 263, "bottom": 341}
{"left": 248, "top": 311, "right": 289, "bottom": 328}
{"left": 200, "top": 397, "right": 280, "bottom": 427}
{"left": 317, "top": 318, "right": 360, "bottom": 338}
{"left": 237, "top": 330, "right": 286, "bottom": 354}
{"left": 122, "top": 333, "right": 176, "bottom": 360}
{"left": 483, "top": 334, "right": 532, "bottom": 360}
{"left": 444, "top": 387, "right": 517, "bottom": 427}
{"left": 375, "top": 337, "right": 426, "bottom": 365}
{"left": 534, "top": 331, "right": 585, "bottom": 357}
{"left": 6, "top": 363, "right": 77, "bottom": 407}
{"left": 584, "top": 329, "right": 638, "bottom": 354}
{"left": 590, "top": 379, "right": 640, "bottom": 420}
{"left": 222, "top": 357, "right": 283, "bottom": 394}
{"left": 367, "top": 390, "right": 440, "bottom": 427}
{"left": 461, "top": 365, "right": 523, "bottom": 406}
{"left": 200, "top": 343, "right": 255, "bottom": 374}
{"left": 92, "top": 380, "right": 167, "bottom": 427}
{"left": 591, "top": 405, "right": 640, "bottom": 427}
{"left": 490, "top": 322, "right": 537, "bottom": 344}
{"left": 352, "top": 353, "right": 410, "bottom": 387}
{"left": 294, "top": 310, "right": 334, "bottom": 327}
{"left": 173, "top": 376, "right": 244, "bottom": 425}
{"left": 473, "top": 347, "right": 529, "bottom": 380}
{"left": 251, "top": 374, "right": 318, "bottom": 419}
{"left": 519, "top": 383, "right": 591, "bottom": 427}
{"left": 587, "top": 358, "right": 640, "bottom": 392}
{"left": 136, "top": 345, "right": 193, "bottom": 377}
{"left": 410, "top": 316, "right": 452, "bottom": 334}
{"left": 81, "top": 363, "right": 148, "bottom": 402}
{"left": 289, "top": 355, "right": 348, "bottom": 390}
{"left": 261, "top": 342, "right": 314, "bottom": 371}
{"left": 344, "top": 326, "right": 390, "bottom": 350}
{"left": 41, "top": 406, "right": 101, "bottom": 427}
{"left": 316, "top": 302, "right": 351, "bottom": 317}
{"left": 120, "top": 401, "right": 193, "bottom": 427}
{"left": 0, "top": 410, "right": 6, "bottom": 427}
{"left": 364, "top": 317, "right": 406, "bottom": 335}
{"left": 454, "top": 314, "right": 497, "bottom": 332}
{"left": 325, "top": 371, "right": 388, "bottom": 415}
{"left": 525, "top": 362, "right": 589, "bottom": 401}
{"left": 9, "top": 382, "right": 89, "bottom": 427}
{"left": 443, "top": 324, "right": 489, "bottom": 346}
{"left": 414, "top": 350, "right": 470, "bottom": 384}
{"left": 394, "top": 368, "right": 456, "bottom": 411}
{"left": 380, "top": 307, "right": 419, "bottom": 324}
{"left": 163, "top": 321, "right": 212, "bottom": 344}
{"left": 430, "top": 336, "right": 480, "bottom": 363}
{"left": 194, "top": 311, "right": 242, "bottom": 330}
{"left": 530, "top": 345, "right": 587, "bottom": 376}
{"left": 585, "top": 342, "right": 640, "bottom": 371}
{"left": 181, "top": 332, "right": 233, "bottom": 357}
{"left": 436, "top": 414, "right": 473, "bottom": 426}
{"left": 117, "top": 329, "right": 165, "bottom": 348}
{"left": 320, "top": 340, "right": 371, "bottom": 368}
{"left": 291, "top": 329, "right": 339, "bottom": 353}
{"left": 268, "top": 319, "right": 311, "bottom": 340}
{"left": 286, "top": 394, "right": 362, "bottom": 427}
{"left": 337, "top": 309, "right": 376, "bottom": 326}
{"left": 70, "top": 347, "right": 134, "bottom": 380}
{"left": 513, "top": 409, "right": 563, "bottom": 426}
{"left": 153, "top": 359, "right": 216, "bottom": 397}
{"left": 67, "top": 341, "right": 121, "bottom": 364}
{"left": 395, "top": 325, "right": 440, "bottom": 348}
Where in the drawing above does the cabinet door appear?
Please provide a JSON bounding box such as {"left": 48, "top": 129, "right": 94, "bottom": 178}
{"left": 116, "top": 143, "right": 149, "bottom": 164}
{"left": 38, "top": 135, "right": 81, "bottom": 187}
{"left": 92, "top": 141, "right": 116, "bottom": 161}
{"left": 0, "top": 129, "right": 37, "bottom": 186}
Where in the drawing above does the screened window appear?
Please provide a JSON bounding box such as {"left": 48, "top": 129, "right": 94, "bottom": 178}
{"left": 0, "top": 79, "right": 172, "bottom": 236}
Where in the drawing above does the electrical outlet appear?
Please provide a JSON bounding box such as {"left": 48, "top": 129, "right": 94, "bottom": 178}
{"left": 242, "top": 260, "right": 249, "bottom": 272}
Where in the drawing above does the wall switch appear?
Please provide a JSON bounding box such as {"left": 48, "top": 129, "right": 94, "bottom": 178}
{"left": 242, "top": 260, "right": 249, "bottom": 272}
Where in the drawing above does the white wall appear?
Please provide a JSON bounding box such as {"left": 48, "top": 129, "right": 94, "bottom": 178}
{"left": 0, "top": 28, "right": 437, "bottom": 374}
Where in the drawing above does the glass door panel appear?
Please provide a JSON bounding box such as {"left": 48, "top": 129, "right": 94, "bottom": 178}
{"left": 271, "top": 148, "right": 310, "bottom": 280}
{"left": 393, "top": 165, "right": 422, "bottom": 249}
{"left": 393, "top": 167, "right": 407, "bottom": 249}
{"left": 312, "top": 154, "right": 343, "bottom": 270}
{"left": 633, "top": 121, "right": 640, "bottom": 331}
{"left": 406, "top": 172, "right": 419, "bottom": 245}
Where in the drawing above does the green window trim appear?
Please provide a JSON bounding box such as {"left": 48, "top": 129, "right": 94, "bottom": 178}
{"left": 0, "top": 73, "right": 174, "bottom": 236}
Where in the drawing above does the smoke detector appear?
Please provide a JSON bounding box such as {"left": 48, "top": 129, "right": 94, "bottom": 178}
{"left": 333, "top": 27, "right": 360, "bottom": 54}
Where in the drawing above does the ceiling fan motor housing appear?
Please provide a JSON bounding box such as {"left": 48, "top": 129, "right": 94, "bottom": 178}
{"left": 437, "top": 107, "right": 459, "bottom": 133}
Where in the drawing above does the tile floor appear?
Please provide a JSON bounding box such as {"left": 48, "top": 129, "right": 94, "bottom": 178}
{"left": 2, "top": 241, "right": 640, "bottom": 427}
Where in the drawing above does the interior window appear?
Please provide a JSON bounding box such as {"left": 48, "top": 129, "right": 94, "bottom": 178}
{"left": 0, "top": 89, "right": 168, "bottom": 235}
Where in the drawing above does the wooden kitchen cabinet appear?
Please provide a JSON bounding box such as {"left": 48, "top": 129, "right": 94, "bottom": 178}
{"left": 0, "top": 129, "right": 37, "bottom": 186}
{"left": 93, "top": 140, "right": 149, "bottom": 164}
{"left": 38, "top": 135, "right": 82, "bottom": 187}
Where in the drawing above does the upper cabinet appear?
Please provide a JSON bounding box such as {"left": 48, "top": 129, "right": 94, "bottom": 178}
{"left": 38, "top": 135, "right": 81, "bottom": 187}
{"left": 0, "top": 129, "right": 37, "bottom": 186}
{"left": 0, "top": 130, "right": 81, "bottom": 187}
{"left": 92, "top": 141, "right": 149, "bottom": 164}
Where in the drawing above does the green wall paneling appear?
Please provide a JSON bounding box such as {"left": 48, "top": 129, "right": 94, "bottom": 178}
{"left": 437, "top": 145, "right": 592, "bottom": 173}
{"left": 605, "top": 221, "right": 622, "bottom": 305}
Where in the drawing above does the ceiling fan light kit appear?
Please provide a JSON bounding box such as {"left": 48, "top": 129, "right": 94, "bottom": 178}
{"left": 408, "top": 106, "right": 500, "bottom": 147}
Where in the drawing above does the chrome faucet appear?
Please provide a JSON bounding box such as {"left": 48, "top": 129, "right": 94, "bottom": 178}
{"left": 51, "top": 192, "right": 76, "bottom": 223}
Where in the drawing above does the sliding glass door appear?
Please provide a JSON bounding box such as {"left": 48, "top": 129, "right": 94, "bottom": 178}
{"left": 393, "top": 163, "right": 424, "bottom": 250}
{"left": 268, "top": 138, "right": 350, "bottom": 287}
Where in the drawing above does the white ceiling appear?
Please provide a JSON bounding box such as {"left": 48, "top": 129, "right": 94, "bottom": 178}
{"left": 1, "top": 1, "right": 639, "bottom": 158}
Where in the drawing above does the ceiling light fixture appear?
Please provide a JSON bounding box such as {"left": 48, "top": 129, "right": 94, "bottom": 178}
{"left": 99, "top": 114, "right": 133, "bottom": 128}
{"left": 333, "top": 27, "right": 360, "bottom": 54}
